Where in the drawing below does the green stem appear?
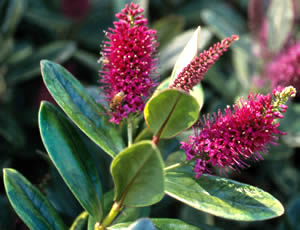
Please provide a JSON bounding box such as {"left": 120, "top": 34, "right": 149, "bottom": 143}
{"left": 127, "top": 117, "right": 133, "bottom": 147}
{"left": 95, "top": 202, "right": 123, "bottom": 230}
{"left": 164, "top": 160, "right": 190, "bottom": 171}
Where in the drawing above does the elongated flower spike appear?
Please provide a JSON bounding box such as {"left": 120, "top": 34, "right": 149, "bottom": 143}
{"left": 181, "top": 86, "right": 296, "bottom": 178}
{"left": 99, "top": 3, "right": 158, "bottom": 124}
{"left": 266, "top": 42, "right": 300, "bottom": 91}
{"left": 170, "top": 35, "right": 239, "bottom": 92}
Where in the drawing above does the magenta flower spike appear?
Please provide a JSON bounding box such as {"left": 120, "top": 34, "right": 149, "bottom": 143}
{"left": 266, "top": 42, "right": 300, "bottom": 91}
{"left": 170, "top": 35, "right": 239, "bottom": 92}
{"left": 99, "top": 3, "right": 158, "bottom": 124}
{"left": 181, "top": 86, "right": 296, "bottom": 178}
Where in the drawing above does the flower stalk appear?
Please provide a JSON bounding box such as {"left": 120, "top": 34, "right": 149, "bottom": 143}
{"left": 164, "top": 160, "right": 190, "bottom": 172}
{"left": 95, "top": 202, "right": 123, "bottom": 230}
{"left": 127, "top": 116, "right": 133, "bottom": 146}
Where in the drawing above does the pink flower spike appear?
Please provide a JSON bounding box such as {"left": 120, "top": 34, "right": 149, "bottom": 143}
{"left": 170, "top": 35, "right": 239, "bottom": 92}
{"left": 99, "top": 3, "right": 158, "bottom": 124}
{"left": 181, "top": 87, "right": 295, "bottom": 178}
{"left": 266, "top": 42, "right": 300, "bottom": 91}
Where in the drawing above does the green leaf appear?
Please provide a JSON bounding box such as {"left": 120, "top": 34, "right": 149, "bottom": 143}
{"left": 73, "top": 50, "right": 99, "bottom": 72}
{"left": 268, "top": 161, "right": 299, "bottom": 197}
{"left": 108, "top": 218, "right": 202, "bottom": 230}
{"left": 190, "top": 84, "right": 204, "bottom": 111}
{"left": 0, "top": 38, "right": 14, "bottom": 64}
{"left": 1, "top": 0, "right": 26, "bottom": 36}
{"left": 111, "top": 141, "right": 164, "bottom": 207}
{"left": 153, "top": 15, "right": 185, "bottom": 49}
{"left": 159, "top": 28, "right": 212, "bottom": 76}
{"left": 200, "top": 3, "right": 246, "bottom": 40}
{"left": 45, "top": 163, "right": 83, "bottom": 219}
{"left": 116, "top": 207, "right": 151, "bottom": 225}
{"left": 232, "top": 35, "right": 253, "bottom": 90}
{"left": 7, "top": 42, "right": 33, "bottom": 65}
{"left": 24, "top": 7, "right": 71, "bottom": 33}
{"left": 202, "top": 62, "right": 234, "bottom": 103}
{"left": 6, "top": 41, "right": 76, "bottom": 86}
{"left": 3, "top": 168, "right": 67, "bottom": 230}
{"left": 103, "top": 190, "right": 150, "bottom": 225}
{"left": 39, "top": 102, "right": 103, "bottom": 219}
{"left": 280, "top": 103, "right": 300, "bottom": 147}
{"left": 0, "top": 196, "right": 16, "bottom": 230}
{"left": 76, "top": 11, "right": 111, "bottom": 49}
{"left": 154, "top": 77, "right": 204, "bottom": 112}
{"left": 40, "top": 60, "right": 124, "bottom": 157}
{"left": 144, "top": 89, "right": 200, "bottom": 139}
{"left": 265, "top": 140, "right": 293, "bottom": 160}
{"left": 88, "top": 215, "right": 97, "bottom": 230}
{"left": 179, "top": 205, "right": 223, "bottom": 230}
{"left": 280, "top": 196, "right": 300, "bottom": 230}
{"left": 169, "top": 26, "right": 201, "bottom": 85}
{"left": 127, "top": 218, "right": 156, "bottom": 230}
{"left": 70, "top": 211, "right": 89, "bottom": 230}
{"left": 0, "top": 110, "right": 25, "bottom": 148}
{"left": 165, "top": 171, "right": 284, "bottom": 221}
{"left": 267, "top": 0, "right": 294, "bottom": 53}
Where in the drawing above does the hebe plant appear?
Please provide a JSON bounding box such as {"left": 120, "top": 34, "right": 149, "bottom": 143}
{"left": 3, "top": 3, "right": 295, "bottom": 230}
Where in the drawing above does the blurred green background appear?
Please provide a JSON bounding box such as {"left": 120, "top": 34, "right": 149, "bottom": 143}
{"left": 0, "top": 0, "right": 299, "bottom": 229}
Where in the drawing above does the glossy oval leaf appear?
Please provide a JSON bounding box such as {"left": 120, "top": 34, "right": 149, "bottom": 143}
{"left": 70, "top": 211, "right": 89, "bottom": 230}
{"left": 190, "top": 84, "right": 204, "bottom": 111}
{"left": 165, "top": 171, "right": 284, "bottom": 221}
{"left": 267, "top": 0, "right": 294, "bottom": 53}
{"left": 40, "top": 60, "right": 124, "bottom": 157}
{"left": 169, "top": 26, "right": 200, "bottom": 85}
{"left": 154, "top": 77, "right": 204, "bottom": 111}
{"left": 39, "top": 102, "right": 103, "bottom": 219}
{"left": 6, "top": 41, "right": 76, "bottom": 86}
{"left": 144, "top": 89, "right": 200, "bottom": 139}
{"left": 108, "top": 218, "right": 202, "bottom": 230}
{"left": 3, "top": 168, "right": 67, "bottom": 230}
{"left": 111, "top": 141, "right": 164, "bottom": 207}
{"left": 127, "top": 218, "right": 156, "bottom": 230}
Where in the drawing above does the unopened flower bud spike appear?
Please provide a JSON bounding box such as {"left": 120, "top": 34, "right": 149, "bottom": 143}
{"left": 170, "top": 35, "right": 239, "bottom": 92}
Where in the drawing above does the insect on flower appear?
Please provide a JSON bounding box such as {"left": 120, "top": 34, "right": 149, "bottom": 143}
{"left": 109, "top": 91, "right": 126, "bottom": 112}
